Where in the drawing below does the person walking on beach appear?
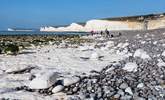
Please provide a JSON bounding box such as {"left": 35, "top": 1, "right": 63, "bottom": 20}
{"left": 100, "top": 31, "right": 103, "bottom": 36}
{"left": 91, "top": 30, "right": 94, "bottom": 36}
{"left": 90, "top": 30, "right": 94, "bottom": 36}
{"left": 105, "top": 29, "right": 110, "bottom": 38}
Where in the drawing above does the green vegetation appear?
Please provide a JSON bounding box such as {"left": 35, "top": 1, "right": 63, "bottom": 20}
{"left": 0, "top": 34, "right": 92, "bottom": 55}
{"left": 4, "top": 44, "right": 19, "bottom": 55}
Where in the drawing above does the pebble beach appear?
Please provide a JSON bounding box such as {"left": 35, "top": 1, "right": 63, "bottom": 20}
{"left": 1, "top": 29, "right": 165, "bottom": 99}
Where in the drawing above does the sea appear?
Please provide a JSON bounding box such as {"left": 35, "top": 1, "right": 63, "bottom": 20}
{"left": 0, "top": 31, "right": 89, "bottom": 36}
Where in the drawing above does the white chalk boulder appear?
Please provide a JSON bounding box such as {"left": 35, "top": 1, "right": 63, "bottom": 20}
{"left": 28, "top": 72, "right": 59, "bottom": 89}
{"left": 162, "top": 51, "right": 165, "bottom": 56}
{"left": 6, "top": 66, "right": 29, "bottom": 73}
{"left": 123, "top": 62, "right": 138, "bottom": 72}
{"left": 134, "top": 49, "right": 151, "bottom": 59}
{"left": 63, "top": 77, "right": 80, "bottom": 86}
{"left": 137, "top": 83, "right": 144, "bottom": 88}
{"left": 125, "top": 87, "right": 133, "bottom": 95}
{"left": 52, "top": 85, "right": 64, "bottom": 94}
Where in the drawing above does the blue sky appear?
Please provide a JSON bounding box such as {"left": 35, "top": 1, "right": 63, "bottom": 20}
{"left": 0, "top": 0, "right": 165, "bottom": 30}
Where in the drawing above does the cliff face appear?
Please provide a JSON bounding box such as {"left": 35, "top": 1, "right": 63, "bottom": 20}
{"left": 148, "top": 17, "right": 165, "bottom": 29}
{"left": 40, "top": 13, "right": 165, "bottom": 32}
{"left": 84, "top": 20, "right": 143, "bottom": 31}
{"left": 40, "top": 23, "right": 84, "bottom": 32}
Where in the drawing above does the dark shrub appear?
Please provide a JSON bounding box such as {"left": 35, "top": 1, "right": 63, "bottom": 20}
{"left": 4, "top": 44, "right": 19, "bottom": 55}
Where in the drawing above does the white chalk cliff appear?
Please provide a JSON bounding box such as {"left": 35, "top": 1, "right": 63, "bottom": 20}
{"left": 40, "top": 23, "right": 84, "bottom": 32}
{"left": 40, "top": 20, "right": 140, "bottom": 32}
{"left": 40, "top": 15, "right": 165, "bottom": 32}
{"left": 84, "top": 20, "right": 142, "bottom": 31}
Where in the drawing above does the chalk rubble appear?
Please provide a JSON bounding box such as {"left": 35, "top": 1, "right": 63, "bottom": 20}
{"left": 28, "top": 72, "right": 59, "bottom": 89}
{"left": 125, "top": 87, "right": 133, "bottom": 95}
{"left": 123, "top": 62, "right": 138, "bottom": 72}
{"left": 134, "top": 49, "right": 151, "bottom": 59}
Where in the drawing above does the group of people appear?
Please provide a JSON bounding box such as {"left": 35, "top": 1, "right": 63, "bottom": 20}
{"left": 90, "top": 29, "right": 122, "bottom": 38}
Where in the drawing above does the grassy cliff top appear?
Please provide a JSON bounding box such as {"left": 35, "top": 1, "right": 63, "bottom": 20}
{"left": 101, "top": 13, "right": 165, "bottom": 22}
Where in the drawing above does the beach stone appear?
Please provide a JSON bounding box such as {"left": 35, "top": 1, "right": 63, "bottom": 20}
{"left": 120, "top": 83, "right": 128, "bottom": 89}
{"left": 87, "top": 86, "right": 92, "bottom": 91}
{"left": 63, "top": 77, "right": 80, "bottom": 86}
{"left": 125, "top": 87, "right": 133, "bottom": 95}
{"left": 6, "top": 66, "right": 30, "bottom": 73}
{"left": 52, "top": 85, "right": 64, "bottom": 93}
{"left": 117, "top": 89, "right": 124, "bottom": 96}
{"left": 157, "top": 59, "right": 165, "bottom": 67}
{"left": 114, "top": 94, "right": 120, "bottom": 99}
{"left": 137, "top": 83, "right": 144, "bottom": 88}
{"left": 162, "top": 50, "right": 165, "bottom": 56}
{"left": 123, "top": 62, "right": 138, "bottom": 72}
{"left": 72, "top": 87, "right": 78, "bottom": 92}
{"left": 121, "top": 95, "right": 132, "bottom": 100}
{"left": 28, "top": 72, "right": 59, "bottom": 89}
{"left": 91, "top": 79, "right": 97, "bottom": 84}
{"left": 97, "top": 92, "right": 102, "bottom": 98}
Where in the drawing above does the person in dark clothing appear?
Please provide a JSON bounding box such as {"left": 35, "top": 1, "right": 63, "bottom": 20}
{"left": 100, "top": 31, "right": 103, "bottom": 35}
{"left": 105, "top": 29, "right": 110, "bottom": 37}
{"left": 91, "top": 30, "right": 94, "bottom": 36}
{"left": 119, "top": 32, "right": 122, "bottom": 36}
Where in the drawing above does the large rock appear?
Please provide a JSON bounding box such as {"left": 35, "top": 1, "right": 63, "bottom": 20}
{"left": 162, "top": 50, "right": 165, "bottom": 56}
{"left": 120, "top": 83, "right": 128, "bottom": 89}
{"left": 28, "top": 72, "right": 59, "bottom": 89}
{"left": 6, "top": 66, "right": 30, "bottom": 73}
{"left": 122, "top": 62, "right": 138, "bottom": 72}
{"left": 63, "top": 77, "right": 80, "bottom": 86}
{"left": 52, "top": 85, "right": 64, "bottom": 93}
{"left": 157, "top": 59, "right": 165, "bottom": 67}
{"left": 125, "top": 87, "right": 133, "bottom": 95}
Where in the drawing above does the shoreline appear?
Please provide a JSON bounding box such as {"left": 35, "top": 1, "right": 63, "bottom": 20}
{"left": 0, "top": 31, "right": 89, "bottom": 36}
